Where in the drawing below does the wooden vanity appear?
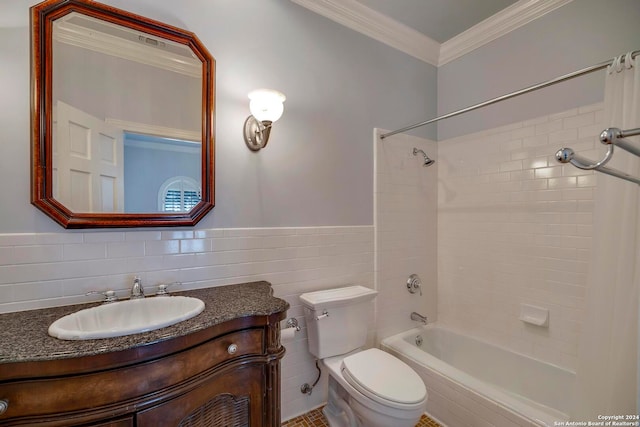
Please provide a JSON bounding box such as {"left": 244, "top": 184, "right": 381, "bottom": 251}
{"left": 0, "top": 281, "right": 288, "bottom": 426}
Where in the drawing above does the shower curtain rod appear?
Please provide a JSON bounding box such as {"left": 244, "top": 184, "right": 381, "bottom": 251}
{"left": 380, "top": 50, "right": 640, "bottom": 140}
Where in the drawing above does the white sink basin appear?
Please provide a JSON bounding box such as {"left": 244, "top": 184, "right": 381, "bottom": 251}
{"left": 48, "top": 296, "right": 205, "bottom": 340}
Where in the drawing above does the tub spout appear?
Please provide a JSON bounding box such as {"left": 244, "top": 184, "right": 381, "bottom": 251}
{"left": 411, "top": 312, "right": 428, "bottom": 324}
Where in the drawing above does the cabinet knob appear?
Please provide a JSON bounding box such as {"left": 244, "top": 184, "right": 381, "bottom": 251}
{"left": 227, "top": 344, "right": 238, "bottom": 355}
{"left": 0, "top": 399, "right": 8, "bottom": 415}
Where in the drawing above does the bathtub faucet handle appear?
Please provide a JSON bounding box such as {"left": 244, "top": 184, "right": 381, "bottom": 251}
{"left": 407, "top": 274, "right": 422, "bottom": 296}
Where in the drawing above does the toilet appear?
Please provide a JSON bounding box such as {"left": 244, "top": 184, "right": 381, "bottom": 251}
{"left": 300, "top": 286, "right": 428, "bottom": 427}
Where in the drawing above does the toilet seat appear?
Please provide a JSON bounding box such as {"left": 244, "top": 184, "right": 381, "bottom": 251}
{"left": 341, "top": 348, "right": 427, "bottom": 409}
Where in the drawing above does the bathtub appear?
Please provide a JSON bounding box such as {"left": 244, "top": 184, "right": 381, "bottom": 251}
{"left": 381, "top": 325, "right": 575, "bottom": 427}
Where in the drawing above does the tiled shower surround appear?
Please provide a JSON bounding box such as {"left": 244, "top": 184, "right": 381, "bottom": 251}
{"left": 0, "top": 225, "right": 374, "bottom": 420}
{"left": 374, "top": 129, "right": 438, "bottom": 342}
{"left": 437, "top": 103, "right": 602, "bottom": 371}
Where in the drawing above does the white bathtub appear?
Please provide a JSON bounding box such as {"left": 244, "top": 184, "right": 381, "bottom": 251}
{"left": 381, "top": 325, "right": 575, "bottom": 427}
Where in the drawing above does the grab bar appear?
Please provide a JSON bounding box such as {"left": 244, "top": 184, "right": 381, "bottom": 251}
{"left": 600, "top": 127, "right": 640, "bottom": 156}
{"left": 556, "top": 127, "right": 640, "bottom": 185}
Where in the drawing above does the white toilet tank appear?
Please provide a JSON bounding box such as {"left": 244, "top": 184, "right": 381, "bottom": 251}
{"left": 299, "top": 286, "right": 377, "bottom": 359}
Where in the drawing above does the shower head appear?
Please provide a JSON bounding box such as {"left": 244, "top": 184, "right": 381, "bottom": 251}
{"left": 413, "top": 147, "right": 435, "bottom": 167}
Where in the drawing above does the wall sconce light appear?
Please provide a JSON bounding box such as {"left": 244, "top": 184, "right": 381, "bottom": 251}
{"left": 243, "top": 89, "right": 286, "bottom": 151}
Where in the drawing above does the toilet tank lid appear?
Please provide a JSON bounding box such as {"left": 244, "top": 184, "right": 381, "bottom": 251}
{"left": 299, "top": 286, "right": 377, "bottom": 310}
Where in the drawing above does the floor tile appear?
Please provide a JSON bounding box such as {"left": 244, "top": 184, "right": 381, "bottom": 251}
{"left": 281, "top": 407, "right": 441, "bottom": 427}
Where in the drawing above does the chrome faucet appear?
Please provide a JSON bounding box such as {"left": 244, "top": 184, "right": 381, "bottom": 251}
{"left": 410, "top": 312, "right": 428, "bottom": 324}
{"left": 131, "top": 276, "right": 145, "bottom": 299}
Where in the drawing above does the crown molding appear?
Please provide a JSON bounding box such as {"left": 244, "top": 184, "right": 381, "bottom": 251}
{"left": 291, "top": 0, "right": 574, "bottom": 67}
{"left": 105, "top": 118, "right": 201, "bottom": 142}
{"left": 53, "top": 19, "right": 202, "bottom": 78}
{"left": 290, "top": 0, "right": 440, "bottom": 66}
{"left": 439, "top": 0, "right": 574, "bottom": 66}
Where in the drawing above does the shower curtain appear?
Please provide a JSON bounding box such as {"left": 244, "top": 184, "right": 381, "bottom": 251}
{"left": 575, "top": 52, "right": 640, "bottom": 419}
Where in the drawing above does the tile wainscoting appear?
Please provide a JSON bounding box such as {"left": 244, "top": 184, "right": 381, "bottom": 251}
{"left": 0, "top": 225, "right": 374, "bottom": 420}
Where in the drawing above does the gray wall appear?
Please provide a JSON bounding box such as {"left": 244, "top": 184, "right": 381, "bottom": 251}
{"left": 5, "top": 0, "right": 636, "bottom": 232}
{"left": 0, "top": 0, "right": 437, "bottom": 233}
{"left": 124, "top": 142, "right": 201, "bottom": 213}
{"left": 53, "top": 42, "right": 202, "bottom": 132}
{"left": 437, "top": 0, "right": 640, "bottom": 140}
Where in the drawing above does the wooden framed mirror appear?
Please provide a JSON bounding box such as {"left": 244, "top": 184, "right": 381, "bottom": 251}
{"left": 31, "top": 0, "right": 215, "bottom": 228}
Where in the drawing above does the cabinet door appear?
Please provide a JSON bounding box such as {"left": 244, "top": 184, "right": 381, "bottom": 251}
{"left": 137, "top": 364, "right": 265, "bottom": 427}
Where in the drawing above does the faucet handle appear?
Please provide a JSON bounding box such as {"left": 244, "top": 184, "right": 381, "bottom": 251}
{"left": 86, "top": 290, "right": 118, "bottom": 303}
{"left": 156, "top": 282, "right": 182, "bottom": 296}
{"left": 407, "top": 274, "right": 423, "bottom": 296}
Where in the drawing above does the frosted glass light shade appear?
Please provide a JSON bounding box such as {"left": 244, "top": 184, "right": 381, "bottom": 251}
{"left": 248, "top": 89, "right": 286, "bottom": 123}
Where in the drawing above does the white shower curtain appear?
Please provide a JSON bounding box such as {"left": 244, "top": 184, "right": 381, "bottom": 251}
{"left": 575, "top": 52, "right": 640, "bottom": 419}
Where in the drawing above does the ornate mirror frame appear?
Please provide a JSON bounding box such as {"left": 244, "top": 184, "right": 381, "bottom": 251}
{"left": 31, "top": 0, "right": 215, "bottom": 228}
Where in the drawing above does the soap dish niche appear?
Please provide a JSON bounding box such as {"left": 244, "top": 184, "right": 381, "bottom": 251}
{"left": 519, "top": 303, "right": 549, "bottom": 327}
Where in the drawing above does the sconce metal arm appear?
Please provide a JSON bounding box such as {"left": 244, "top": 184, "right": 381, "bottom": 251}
{"left": 244, "top": 117, "right": 273, "bottom": 151}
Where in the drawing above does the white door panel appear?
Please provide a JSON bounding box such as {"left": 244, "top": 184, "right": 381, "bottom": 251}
{"left": 54, "top": 101, "right": 124, "bottom": 212}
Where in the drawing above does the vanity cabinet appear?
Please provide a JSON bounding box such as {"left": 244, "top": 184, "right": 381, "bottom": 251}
{"left": 137, "top": 364, "right": 264, "bottom": 426}
{"left": 0, "top": 283, "right": 288, "bottom": 427}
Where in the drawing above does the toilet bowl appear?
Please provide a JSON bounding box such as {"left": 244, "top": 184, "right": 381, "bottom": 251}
{"left": 323, "top": 349, "right": 428, "bottom": 427}
{"left": 299, "top": 286, "right": 428, "bottom": 427}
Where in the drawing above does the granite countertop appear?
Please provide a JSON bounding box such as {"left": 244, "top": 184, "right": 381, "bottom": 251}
{"left": 0, "top": 281, "right": 289, "bottom": 364}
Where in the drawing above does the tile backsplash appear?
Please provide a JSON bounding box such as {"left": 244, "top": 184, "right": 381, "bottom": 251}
{"left": 437, "top": 103, "right": 602, "bottom": 370}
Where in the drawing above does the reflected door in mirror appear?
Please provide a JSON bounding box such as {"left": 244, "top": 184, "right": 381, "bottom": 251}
{"left": 54, "top": 101, "right": 124, "bottom": 212}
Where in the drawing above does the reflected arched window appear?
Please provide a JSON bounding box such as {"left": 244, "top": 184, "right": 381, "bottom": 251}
{"left": 158, "top": 176, "right": 201, "bottom": 212}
